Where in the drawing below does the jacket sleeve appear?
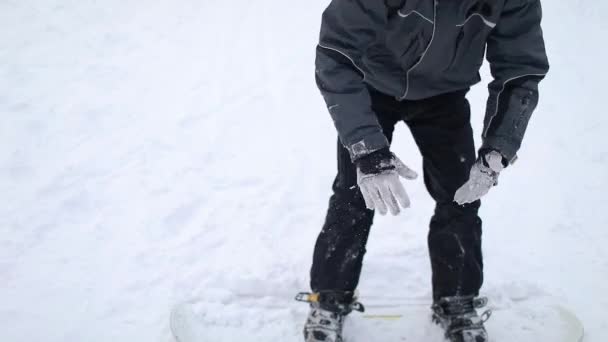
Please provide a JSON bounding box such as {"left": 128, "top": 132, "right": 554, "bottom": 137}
{"left": 315, "top": 0, "right": 389, "bottom": 161}
{"left": 482, "top": 0, "right": 549, "bottom": 163}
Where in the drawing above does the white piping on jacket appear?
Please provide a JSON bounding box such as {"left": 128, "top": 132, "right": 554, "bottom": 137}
{"left": 400, "top": 1, "right": 438, "bottom": 100}
{"left": 317, "top": 43, "right": 367, "bottom": 81}
{"left": 398, "top": 10, "right": 434, "bottom": 24}
{"left": 456, "top": 13, "right": 496, "bottom": 29}
{"left": 483, "top": 73, "right": 548, "bottom": 137}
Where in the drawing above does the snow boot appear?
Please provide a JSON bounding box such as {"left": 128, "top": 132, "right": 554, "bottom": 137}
{"left": 295, "top": 291, "right": 364, "bottom": 342}
{"left": 432, "top": 296, "right": 492, "bottom": 342}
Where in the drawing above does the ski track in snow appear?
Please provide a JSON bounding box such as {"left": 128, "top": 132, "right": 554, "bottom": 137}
{"left": 1, "top": 1, "right": 607, "bottom": 342}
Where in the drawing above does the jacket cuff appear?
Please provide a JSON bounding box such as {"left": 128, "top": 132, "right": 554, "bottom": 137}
{"left": 346, "top": 132, "right": 390, "bottom": 161}
{"left": 481, "top": 135, "right": 519, "bottom": 165}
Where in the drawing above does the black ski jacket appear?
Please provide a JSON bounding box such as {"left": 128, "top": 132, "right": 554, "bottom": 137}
{"left": 315, "top": 0, "right": 549, "bottom": 161}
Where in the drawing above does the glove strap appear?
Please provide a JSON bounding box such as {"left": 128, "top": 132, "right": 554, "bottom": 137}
{"left": 356, "top": 147, "right": 395, "bottom": 175}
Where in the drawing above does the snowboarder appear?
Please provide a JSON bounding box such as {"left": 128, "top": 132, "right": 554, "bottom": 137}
{"left": 296, "top": 0, "right": 549, "bottom": 341}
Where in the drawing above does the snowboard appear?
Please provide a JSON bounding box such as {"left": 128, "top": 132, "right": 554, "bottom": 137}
{"left": 169, "top": 296, "right": 584, "bottom": 342}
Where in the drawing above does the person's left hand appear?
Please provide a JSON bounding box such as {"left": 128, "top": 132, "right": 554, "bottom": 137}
{"left": 454, "top": 150, "right": 505, "bottom": 205}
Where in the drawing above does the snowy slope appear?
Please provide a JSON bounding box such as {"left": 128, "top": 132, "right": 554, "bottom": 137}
{"left": 1, "top": 1, "right": 607, "bottom": 341}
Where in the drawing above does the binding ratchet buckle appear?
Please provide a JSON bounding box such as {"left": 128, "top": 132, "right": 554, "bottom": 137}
{"left": 295, "top": 292, "right": 320, "bottom": 304}
{"left": 295, "top": 291, "right": 365, "bottom": 313}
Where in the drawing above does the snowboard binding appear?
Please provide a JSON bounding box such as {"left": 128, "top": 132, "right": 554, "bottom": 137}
{"left": 431, "top": 296, "right": 492, "bottom": 342}
{"left": 296, "top": 291, "right": 365, "bottom": 342}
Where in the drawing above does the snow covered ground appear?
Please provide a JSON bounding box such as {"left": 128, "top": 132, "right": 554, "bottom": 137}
{"left": 1, "top": 1, "right": 607, "bottom": 341}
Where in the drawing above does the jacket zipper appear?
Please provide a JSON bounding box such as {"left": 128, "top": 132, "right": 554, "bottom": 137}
{"left": 399, "top": 0, "right": 438, "bottom": 100}
{"left": 513, "top": 93, "right": 532, "bottom": 132}
{"left": 449, "top": 29, "right": 464, "bottom": 68}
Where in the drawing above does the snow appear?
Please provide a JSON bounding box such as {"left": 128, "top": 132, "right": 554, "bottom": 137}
{"left": 1, "top": 1, "right": 607, "bottom": 341}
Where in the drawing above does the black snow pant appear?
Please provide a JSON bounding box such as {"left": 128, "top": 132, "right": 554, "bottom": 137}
{"left": 310, "top": 88, "right": 483, "bottom": 302}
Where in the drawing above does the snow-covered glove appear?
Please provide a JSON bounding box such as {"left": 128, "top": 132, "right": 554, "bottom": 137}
{"left": 356, "top": 148, "right": 418, "bottom": 216}
{"left": 454, "top": 150, "right": 507, "bottom": 205}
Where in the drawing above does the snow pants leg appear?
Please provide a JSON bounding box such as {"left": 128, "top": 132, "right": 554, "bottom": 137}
{"left": 309, "top": 98, "right": 401, "bottom": 292}
{"left": 309, "top": 89, "right": 483, "bottom": 301}
{"left": 404, "top": 94, "right": 483, "bottom": 302}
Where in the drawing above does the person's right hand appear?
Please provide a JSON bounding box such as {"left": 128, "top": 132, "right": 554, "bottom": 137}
{"left": 356, "top": 148, "right": 418, "bottom": 216}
